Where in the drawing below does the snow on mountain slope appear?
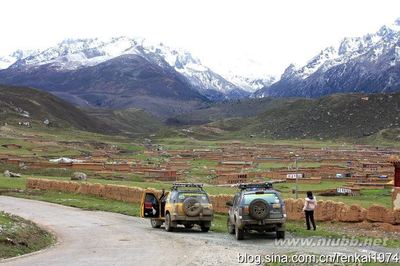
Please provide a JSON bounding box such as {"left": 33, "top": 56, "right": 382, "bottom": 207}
{"left": 140, "top": 42, "right": 247, "bottom": 96}
{"left": 9, "top": 37, "right": 140, "bottom": 71}
{"left": 226, "top": 73, "right": 276, "bottom": 92}
{"left": 287, "top": 18, "right": 400, "bottom": 80}
{"left": 3, "top": 37, "right": 253, "bottom": 99}
{"left": 254, "top": 17, "right": 400, "bottom": 98}
{"left": 0, "top": 49, "right": 37, "bottom": 70}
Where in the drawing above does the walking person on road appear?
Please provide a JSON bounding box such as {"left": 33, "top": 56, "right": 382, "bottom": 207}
{"left": 303, "top": 191, "right": 317, "bottom": 230}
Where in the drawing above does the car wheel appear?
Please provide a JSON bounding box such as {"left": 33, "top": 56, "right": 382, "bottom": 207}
{"left": 183, "top": 197, "right": 202, "bottom": 216}
{"left": 276, "top": 230, "right": 285, "bottom": 239}
{"left": 201, "top": 225, "right": 210, "bottom": 232}
{"left": 150, "top": 218, "right": 161, "bottom": 228}
{"left": 235, "top": 226, "right": 244, "bottom": 240}
{"left": 227, "top": 218, "right": 235, "bottom": 234}
{"left": 249, "top": 199, "right": 270, "bottom": 220}
{"left": 165, "top": 213, "right": 173, "bottom": 232}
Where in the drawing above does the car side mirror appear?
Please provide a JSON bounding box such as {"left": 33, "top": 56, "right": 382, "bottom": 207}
{"left": 226, "top": 201, "right": 233, "bottom": 207}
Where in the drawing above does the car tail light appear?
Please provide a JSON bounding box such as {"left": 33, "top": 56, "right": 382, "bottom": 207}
{"left": 272, "top": 203, "right": 281, "bottom": 209}
{"left": 144, "top": 202, "right": 152, "bottom": 209}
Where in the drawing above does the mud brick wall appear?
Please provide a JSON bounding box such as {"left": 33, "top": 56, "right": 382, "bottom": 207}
{"left": 26, "top": 178, "right": 400, "bottom": 225}
{"left": 26, "top": 178, "right": 157, "bottom": 204}
{"left": 393, "top": 187, "right": 400, "bottom": 210}
{"left": 286, "top": 178, "right": 321, "bottom": 184}
{"left": 284, "top": 199, "right": 400, "bottom": 224}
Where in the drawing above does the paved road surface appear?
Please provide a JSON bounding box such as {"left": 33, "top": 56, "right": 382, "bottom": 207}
{"left": 0, "top": 196, "right": 397, "bottom": 265}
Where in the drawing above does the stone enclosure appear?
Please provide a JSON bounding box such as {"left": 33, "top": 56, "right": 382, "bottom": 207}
{"left": 26, "top": 178, "right": 400, "bottom": 226}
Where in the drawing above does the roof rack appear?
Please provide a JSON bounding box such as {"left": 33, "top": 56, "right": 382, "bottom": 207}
{"left": 171, "top": 183, "right": 204, "bottom": 191}
{"left": 238, "top": 182, "right": 273, "bottom": 191}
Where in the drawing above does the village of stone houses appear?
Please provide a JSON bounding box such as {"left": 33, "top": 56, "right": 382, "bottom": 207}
{"left": 0, "top": 120, "right": 400, "bottom": 264}
{"left": 2, "top": 1, "right": 400, "bottom": 265}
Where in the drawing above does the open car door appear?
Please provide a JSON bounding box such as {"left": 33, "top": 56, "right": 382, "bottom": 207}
{"left": 140, "top": 191, "right": 160, "bottom": 218}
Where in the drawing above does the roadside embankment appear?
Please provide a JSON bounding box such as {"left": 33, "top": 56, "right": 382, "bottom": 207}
{"left": 0, "top": 211, "right": 54, "bottom": 259}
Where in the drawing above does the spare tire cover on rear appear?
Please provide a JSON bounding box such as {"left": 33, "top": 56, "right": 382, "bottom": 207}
{"left": 249, "top": 199, "right": 270, "bottom": 220}
{"left": 183, "top": 197, "right": 202, "bottom": 216}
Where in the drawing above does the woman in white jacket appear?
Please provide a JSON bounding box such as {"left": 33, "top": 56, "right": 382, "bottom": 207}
{"left": 303, "top": 191, "right": 317, "bottom": 230}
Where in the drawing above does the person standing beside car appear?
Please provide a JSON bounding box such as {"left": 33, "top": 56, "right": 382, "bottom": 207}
{"left": 303, "top": 191, "right": 317, "bottom": 230}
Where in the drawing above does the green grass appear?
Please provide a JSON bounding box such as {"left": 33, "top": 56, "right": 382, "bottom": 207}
{"left": 285, "top": 220, "right": 343, "bottom": 239}
{"left": 0, "top": 178, "right": 26, "bottom": 190}
{"left": 0, "top": 211, "right": 54, "bottom": 259}
{"left": 210, "top": 214, "right": 227, "bottom": 233}
{"left": 10, "top": 191, "right": 140, "bottom": 217}
{"left": 317, "top": 189, "right": 393, "bottom": 208}
{"left": 274, "top": 181, "right": 392, "bottom": 208}
{"left": 116, "top": 143, "right": 144, "bottom": 152}
{"left": 274, "top": 180, "right": 347, "bottom": 191}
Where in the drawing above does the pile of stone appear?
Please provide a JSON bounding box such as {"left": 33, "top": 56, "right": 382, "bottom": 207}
{"left": 3, "top": 170, "right": 21, "bottom": 178}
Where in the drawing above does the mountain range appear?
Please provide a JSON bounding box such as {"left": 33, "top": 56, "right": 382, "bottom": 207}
{"left": 255, "top": 18, "right": 400, "bottom": 97}
{"left": 0, "top": 18, "right": 399, "bottom": 118}
{"left": 0, "top": 37, "right": 278, "bottom": 116}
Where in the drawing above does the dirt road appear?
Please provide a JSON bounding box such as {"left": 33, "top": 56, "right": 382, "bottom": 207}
{"left": 0, "top": 196, "right": 397, "bottom": 265}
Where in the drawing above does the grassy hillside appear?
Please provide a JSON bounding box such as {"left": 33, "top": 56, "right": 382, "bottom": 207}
{"left": 167, "top": 97, "right": 297, "bottom": 125}
{"left": 187, "top": 93, "right": 400, "bottom": 140}
{"left": 0, "top": 85, "right": 110, "bottom": 132}
{"left": 0, "top": 85, "right": 169, "bottom": 137}
{"left": 87, "top": 108, "right": 171, "bottom": 137}
{"left": 2, "top": 85, "right": 400, "bottom": 141}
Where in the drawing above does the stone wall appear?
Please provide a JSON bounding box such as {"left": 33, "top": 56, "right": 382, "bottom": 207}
{"left": 393, "top": 187, "right": 400, "bottom": 210}
{"left": 26, "top": 178, "right": 400, "bottom": 225}
{"left": 26, "top": 178, "right": 157, "bottom": 203}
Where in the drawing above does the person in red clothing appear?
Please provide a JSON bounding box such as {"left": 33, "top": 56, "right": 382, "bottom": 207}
{"left": 303, "top": 191, "right": 317, "bottom": 230}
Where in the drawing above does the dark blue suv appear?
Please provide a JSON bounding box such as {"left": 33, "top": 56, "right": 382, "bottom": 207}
{"left": 226, "top": 183, "right": 286, "bottom": 240}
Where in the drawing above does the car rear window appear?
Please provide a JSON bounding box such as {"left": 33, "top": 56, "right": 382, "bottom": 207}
{"left": 145, "top": 194, "right": 156, "bottom": 202}
{"left": 177, "top": 192, "right": 210, "bottom": 203}
{"left": 241, "top": 193, "right": 280, "bottom": 205}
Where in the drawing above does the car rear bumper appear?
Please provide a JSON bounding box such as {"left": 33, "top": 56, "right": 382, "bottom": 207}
{"left": 171, "top": 214, "right": 214, "bottom": 222}
{"left": 237, "top": 218, "right": 286, "bottom": 230}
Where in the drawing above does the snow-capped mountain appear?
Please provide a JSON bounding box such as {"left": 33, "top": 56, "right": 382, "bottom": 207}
{"left": 255, "top": 18, "right": 400, "bottom": 98}
{"left": 1, "top": 37, "right": 251, "bottom": 100}
{"left": 226, "top": 73, "right": 276, "bottom": 92}
{"left": 0, "top": 49, "right": 37, "bottom": 70}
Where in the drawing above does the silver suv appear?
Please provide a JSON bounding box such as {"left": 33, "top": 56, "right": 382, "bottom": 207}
{"left": 226, "top": 183, "right": 286, "bottom": 240}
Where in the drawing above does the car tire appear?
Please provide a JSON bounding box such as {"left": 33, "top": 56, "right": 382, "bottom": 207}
{"left": 165, "top": 213, "right": 173, "bottom": 232}
{"left": 183, "top": 197, "right": 202, "bottom": 216}
{"left": 150, "top": 218, "right": 162, "bottom": 228}
{"left": 276, "top": 230, "right": 285, "bottom": 239}
{"left": 227, "top": 218, "right": 235, "bottom": 234}
{"left": 249, "top": 199, "right": 270, "bottom": 220}
{"left": 235, "top": 226, "right": 244, "bottom": 240}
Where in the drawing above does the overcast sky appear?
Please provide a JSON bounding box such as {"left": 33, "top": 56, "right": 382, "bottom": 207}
{"left": 1, "top": 0, "right": 399, "bottom": 77}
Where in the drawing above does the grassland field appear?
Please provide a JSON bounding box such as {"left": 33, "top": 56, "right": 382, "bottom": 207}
{"left": 0, "top": 125, "right": 398, "bottom": 249}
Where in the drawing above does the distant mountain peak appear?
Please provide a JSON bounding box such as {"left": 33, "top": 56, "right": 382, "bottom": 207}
{"left": 0, "top": 36, "right": 262, "bottom": 102}
{"left": 254, "top": 17, "right": 400, "bottom": 98}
